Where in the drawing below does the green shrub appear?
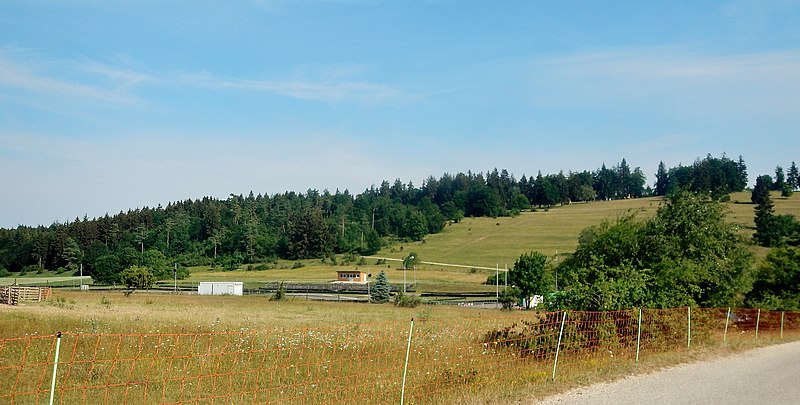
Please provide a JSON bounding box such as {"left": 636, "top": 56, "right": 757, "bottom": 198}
{"left": 499, "top": 287, "right": 520, "bottom": 310}
{"left": 394, "top": 291, "right": 421, "bottom": 308}
{"left": 270, "top": 281, "right": 287, "bottom": 301}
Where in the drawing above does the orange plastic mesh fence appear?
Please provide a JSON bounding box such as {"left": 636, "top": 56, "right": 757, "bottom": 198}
{"left": 2, "top": 308, "right": 798, "bottom": 404}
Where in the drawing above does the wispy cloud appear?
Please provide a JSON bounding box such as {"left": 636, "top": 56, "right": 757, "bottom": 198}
{"left": 178, "top": 71, "right": 414, "bottom": 104}
{"left": 0, "top": 48, "right": 415, "bottom": 107}
{"left": 0, "top": 49, "right": 151, "bottom": 105}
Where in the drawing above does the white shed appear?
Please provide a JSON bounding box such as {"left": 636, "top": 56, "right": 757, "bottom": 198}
{"left": 198, "top": 282, "right": 244, "bottom": 296}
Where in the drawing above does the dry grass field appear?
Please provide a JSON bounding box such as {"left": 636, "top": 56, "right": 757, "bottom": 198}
{"left": 1, "top": 191, "right": 799, "bottom": 404}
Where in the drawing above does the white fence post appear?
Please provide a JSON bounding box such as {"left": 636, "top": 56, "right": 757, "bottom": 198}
{"left": 552, "top": 311, "right": 568, "bottom": 381}
{"left": 724, "top": 307, "right": 731, "bottom": 344}
{"left": 687, "top": 306, "right": 692, "bottom": 349}
{"left": 755, "top": 309, "right": 761, "bottom": 339}
{"left": 636, "top": 308, "right": 643, "bottom": 363}
{"left": 400, "top": 318, "right": 414, "bottom": 405}
{"left": 49, "top": 332, "right": 62, "bottom": 405}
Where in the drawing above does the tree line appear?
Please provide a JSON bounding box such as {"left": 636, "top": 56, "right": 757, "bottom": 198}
{"left": 0, "top": 154, "right": 758, "bottom": 285}
{"left": 506, "top": 188, "right": 799, "bottom": 311}
{"left": 501, "top": 158, "right": 798, "bottom": 311}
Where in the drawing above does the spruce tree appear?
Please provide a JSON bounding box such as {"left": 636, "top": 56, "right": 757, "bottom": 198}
{"left": 751, "top": 175, "right": 773, "bottom": 205}
{"left": 655, "top": 161, "right": 669, "bottom": 196}
{"left": 774, "top": 166, "right": 786, "bottom": 191}
{"left": 788, "top": 162, "right": 799, "bottom": 191}
{"left": 753, "top": 193, "right": 776, "bottom": 246}
{"left": 371, "top": 270, "right": 391, "bottom": 303}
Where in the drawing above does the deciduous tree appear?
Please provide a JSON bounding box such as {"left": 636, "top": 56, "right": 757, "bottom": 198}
{"left": 119, "top": 266, "right": 156, "bottom": 290}
{"left": 509, "top": 251, "right": 552, "bottom": 308}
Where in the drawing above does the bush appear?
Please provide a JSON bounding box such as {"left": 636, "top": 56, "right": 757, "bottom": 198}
{"left": 394, "top": 291, "right": 421, "bottom": 308}
{"left": 270, "top": 281, "right": 287, "bottom": 301}
{"left": 119, "top": 266, "right": 156, "bottom": 290}
{"left": 482, "top": 313, "right": 563, "bottom": 359}
{"left": 498, "top": 287, "right": 520, "bottom": 310}
{"left": 0, "top": 267, "right": 11, "bottom": 278}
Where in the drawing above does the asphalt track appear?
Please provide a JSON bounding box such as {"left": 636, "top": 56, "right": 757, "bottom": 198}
{"left": 536, "top": 341, "right": 800, "bottom": 404}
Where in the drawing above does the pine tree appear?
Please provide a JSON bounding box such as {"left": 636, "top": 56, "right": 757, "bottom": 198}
{"left": 788, "top": 162, "right": 799, "bottom": 191}
{"left": 736, "top": 155, "right": 748, "bottom": 190}
{"left": 753, "top": 193, "right": 776, "bottom": 246}
{"left": 751, "top": 175, "right": 773, "bottom": 205}
{"left": 655, "top": 161, "right": 669, "bottom": 196}
{"left": 774, "top": 166, "right": 786, "bottom": 191}
{"left": 370, "top": 270, "right": 391, "bottom": 303}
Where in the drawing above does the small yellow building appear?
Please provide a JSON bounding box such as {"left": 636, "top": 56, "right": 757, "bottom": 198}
{"left": 336, "top": 271, "right": 369, "bottom": 283}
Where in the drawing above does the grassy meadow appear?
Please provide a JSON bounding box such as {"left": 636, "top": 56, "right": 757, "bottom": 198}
{"left": 1, "top": 192, "right": 799, "bottom": 404}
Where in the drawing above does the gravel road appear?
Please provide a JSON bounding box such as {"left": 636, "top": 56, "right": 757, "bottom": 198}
{"left": 536, "top": 341, "right": 800, "bottom": 404}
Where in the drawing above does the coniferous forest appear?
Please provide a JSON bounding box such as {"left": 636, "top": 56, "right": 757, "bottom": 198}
{"left": 0, "top": 154, "right": 785, "bottom": 286}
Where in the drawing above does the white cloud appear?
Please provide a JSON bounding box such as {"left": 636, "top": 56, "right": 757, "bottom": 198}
{"left": 177, "top": 71, "right": 415, "bottom": 104}
{"left": 0, "top": 49, "right": 149, "bottom": 105}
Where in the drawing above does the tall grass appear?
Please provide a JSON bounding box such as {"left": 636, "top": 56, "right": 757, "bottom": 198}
{"left": 2, "top": 293, "right": 800, "bottom": 404}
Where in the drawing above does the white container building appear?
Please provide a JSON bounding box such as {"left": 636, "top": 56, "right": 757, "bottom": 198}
{"left": 197, "top": 282, "right": 244, "bottom": 296}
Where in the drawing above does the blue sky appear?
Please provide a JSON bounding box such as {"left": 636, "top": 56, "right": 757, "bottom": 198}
{"left": 1, "top": 1, "right": 799, "bottom": 228}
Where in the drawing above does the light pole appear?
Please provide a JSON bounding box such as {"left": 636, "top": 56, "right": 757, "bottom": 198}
{"left": 173, "top": 263, "right": 177, "bottom": 294}
{"left": 403, "top": 254, "right": 415, "bottom": 293}
{"left": 496, "top": 264, "right": 499, "bottom": 303}
{"left": 554, "top": 251, "right": 558, "bottom": 291}
{"left": 367, "top": 273, "right": 372, "bottom": 303}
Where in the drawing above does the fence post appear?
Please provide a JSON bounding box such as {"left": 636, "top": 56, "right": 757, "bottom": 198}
{"left": 724, "top": 307, "right": 731, "bottom": 344}
{"left": 636, "top": 308, "right": 643, "bottom": 363}
{"left": 552, "top": 311, "right": 568, "bottom": 381}
{"left": 49, "top": 332, "right": 63, "bottom": 405}
{"left": 687, "top": 306, "right": 692, "bottom": 349}
{"left": 781, "top": 312, "right": 785, "bottom": 340}
{"left": 400, "top": 318, "right": 414, "bottom": 405}
{"left": 755, "top": 309, "right": 761, "bottom": 339}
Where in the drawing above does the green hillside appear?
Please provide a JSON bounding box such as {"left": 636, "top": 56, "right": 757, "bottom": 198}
{"left": 378, "top": 197, "right": 663, "bottom": 269}
{"left": 5, "top": 191, "right": 797, "bottom": 292}
{"left": 379, "top": 191, "right": 799, "bottom": 268}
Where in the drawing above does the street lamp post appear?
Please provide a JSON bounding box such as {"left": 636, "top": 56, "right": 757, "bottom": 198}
{"left": 403, "top": 255, "right": 415, "bottom": 294}
{"left": 367, "top": 273, "right": 372, "bottom": 303}
{"left": 496, "top": 264, "right": 499, "bottom": 303}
